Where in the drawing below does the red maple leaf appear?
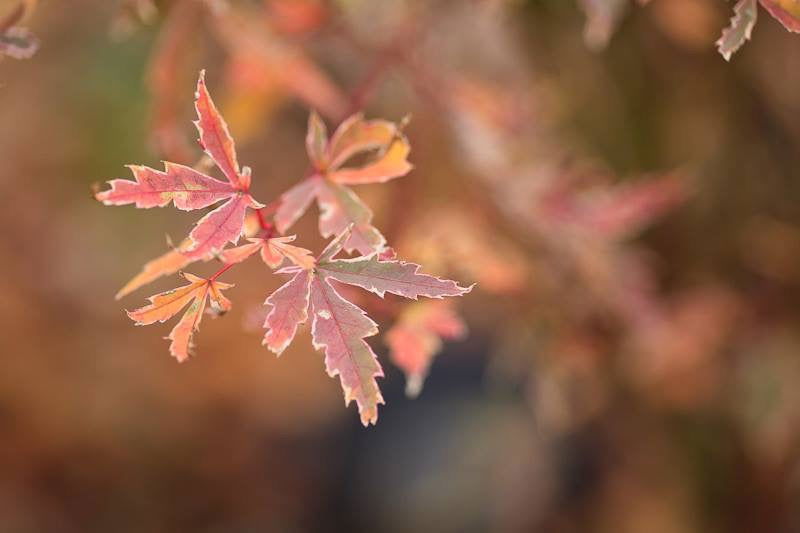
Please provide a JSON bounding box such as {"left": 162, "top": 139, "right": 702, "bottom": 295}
{"left": 95, "top": 70, "right": 263, "bottom": 259}
{"left": 274, "top": 112, "right": 413, "bottom": 255}
{"left": 261, "top": 228, "right": 472, "bottom": 426}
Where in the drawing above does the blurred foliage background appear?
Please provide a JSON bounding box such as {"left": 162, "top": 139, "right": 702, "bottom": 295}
{"left": 1, "top": 0, "right": 800, "bottom": 531}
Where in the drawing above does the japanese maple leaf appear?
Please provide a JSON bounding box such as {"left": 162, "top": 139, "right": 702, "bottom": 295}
{"left": 0, "top": 1, "right": 39, "bottom": 60}
{"left": 219, "top": 234, "right": 315, "bottom": 270}
{"left": 717, "top": 0, "right": 759, "bottom": 61}
{"left": 95, "top": 70, "right": 263, "bottom": 259}
{"left": 127, "top": 273, "right": 233, "bottom": 362}
{"left": 261, "top": 229, "right": 472, "bottom": 426}
{"left": 718, "top": 0, "right": 800, "bottom": 60}
{"left": 760, "top": 0, "right": 800, "bottom": 32}
{"left": 385, "top": 300, "right": 467, "bottom": 398}
{"left": 274, "top": 112, "right": 413, "bottom": 255}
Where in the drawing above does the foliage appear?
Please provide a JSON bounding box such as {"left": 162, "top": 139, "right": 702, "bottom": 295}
{"left": 3, "top": 0, "right": 800, "bottom": 530}
{"left": 0, "top": 0, "right": 38, "bottom": 60}
{"left": 578, "top": 0, "right": 800, "bottom": 60}
{"left": 95, "top": 70, "right": 470, "bottom": 425}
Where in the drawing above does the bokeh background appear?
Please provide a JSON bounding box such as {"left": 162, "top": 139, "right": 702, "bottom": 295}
{"left": 2, "top": 0, "right": 800, "bottom": 531}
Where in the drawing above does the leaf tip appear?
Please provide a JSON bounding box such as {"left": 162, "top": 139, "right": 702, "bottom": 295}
{"left": 405, "top": 374, "right": 423, "bottom": 398}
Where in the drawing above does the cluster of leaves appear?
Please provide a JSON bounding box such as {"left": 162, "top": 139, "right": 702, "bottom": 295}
{"left": 95, "top": 71, "right": 472, "bottom": 426}
{"left": 0, "top": 0, "right": 38, "bottom": 60}
{"left": 578, "top": 0, "right": 800, "bottom": 60}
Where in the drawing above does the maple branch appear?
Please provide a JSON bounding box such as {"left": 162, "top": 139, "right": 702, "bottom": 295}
{"left": 209, "top": 260, "right": 236, "bottom": 282}
{"left": 347, "top": 46, "right": 400, "bottom": 114}
{"left": 255, "top": 200, "right": 280, "bottom": 231}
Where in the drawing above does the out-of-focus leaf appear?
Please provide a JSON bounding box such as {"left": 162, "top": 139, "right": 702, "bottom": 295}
{"left": 0, "top": 26, "right": 37, "bottom": 59}
{"left": 211, "top": 5, "right": 348, "bottom": 121}
{"left": 759, "top": 0, "right": 800, "bottom": 32}
{"left": 385, "top": 301, "right": 467, "bottom": 397}
{"left": 717, "top": 0, "right": 759, "bottom": 61}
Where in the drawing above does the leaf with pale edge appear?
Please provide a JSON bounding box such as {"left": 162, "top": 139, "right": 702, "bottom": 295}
{"left": 95, "top": 71, "right": 263, "bottom": 259}
{"left": 261, "top": 230, "right": 472, "bottom": 426}
{"left": 717, "top": 0, "right": 759, "bottom": 61}
{"left": 759, "top": 0, "right": 800, "bottom": 32}
{"left": 126, "top": 273, "right": 233, "bottom": 362}
{"left": 275, "top": 112, "right": 413, "bottom": 255}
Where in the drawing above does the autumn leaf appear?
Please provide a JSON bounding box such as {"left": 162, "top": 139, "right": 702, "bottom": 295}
{"left": 385, "top": 300, "right": 467, "bottom": 398}
{"left": 717, "top": 0, "right": 800, "bottom": 60}
{"left": 552, "top": 172, "right": 688, "bottom": 241}
{"left": 212, "top": 4, "right": 349, "bottom": 122}
{"left": 579, "top": 0, "right": 630, "bottom": 51}
{"left": 219, "top": 235, "right": 315, "bottom": 269}
{"left": 717, "top": 0, "right": 759, "bottom": 61}
{"left": 759, "top": 0, "right": 800, "bottom": 32}
{"left": 275, "top": 112, "right": 413, "bottom": 255}
{"left": 261, "top": 229, "right": 472, "bottom": 426}
{"left": 0, "top": 1, "right": 38, "bottom": 60}
{"left": 127, "top": 273, "right": 233, "bottom": 362}
{"left": 397, "top": 208, "right": 528, "bottom": 293}
{"left": 95, "top": 70, "right": 263, "bottom": 259}
{"left": 0, "top": 26, "right": 37, "bottom": 59}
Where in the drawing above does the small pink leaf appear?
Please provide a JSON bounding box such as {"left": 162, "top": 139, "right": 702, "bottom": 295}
{"left": 260, "top": 236, "right": 315, "bottom": 270}
{"left": 309, "top": 276, "right": 384, "bottom": 426}
{"left": 759, "top": 0, "right": 800, "bottom": 32}
{"left": 127, "top": 273, "right": 233, "bottom": 362}
{"left": 262, "top": 269, "right": 312, "bottom": 355}
{"left": 717, "top": 0, "right": 759, "bottom": 61}
{"left": 275, "top": 113, "right": 411, "bottom": 253}
{"left": 0, "top": 26, "right": 38, "bottom": 60}
{"left": 386, "top": 301, "right": 466, "bottom": 398}
{"left": 274, "top": 177, "right": 320, "bottom": 234}
{"left": 316, "top": 181, "right": 386, "bottom": 255}
{"left": 218, "top": 240, "right": 262, "bottom": 265}
{"left": 96, "top": 163, "right": 236, "bottom": 210}
{"left": 329, "top": 139, "right": 413, "bottom": 185}
{"left": 185, "top": 194, "right": 259, "bottom": 259}
{"left": 306, "top": 111, "right": 329, "bottom": 170}
{"left": 195, "top": 70, "right": 243, "bottom": 187}
{"left": 317, "top": 255, "right": 474, "bottom": 299}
